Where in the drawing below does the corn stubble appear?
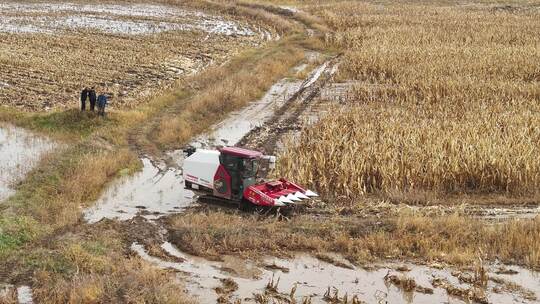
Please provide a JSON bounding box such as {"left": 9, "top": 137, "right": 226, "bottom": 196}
{"left": 278, "top": 1, "right": 540, "bottom": 198}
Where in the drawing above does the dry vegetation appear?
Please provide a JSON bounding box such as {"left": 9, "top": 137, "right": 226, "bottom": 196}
{"left": 167, "top": 209, "right": 540, "bottom": 268}
{"left": 27, "top": 223, "right": 193, "bottom": 303}
{"left": 277, "top": 1, "right": 540, "bottom": 200}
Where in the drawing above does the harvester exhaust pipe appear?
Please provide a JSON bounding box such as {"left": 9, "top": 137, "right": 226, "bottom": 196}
{"left": 262, "top": 155, "right": 277, "bottom": 169}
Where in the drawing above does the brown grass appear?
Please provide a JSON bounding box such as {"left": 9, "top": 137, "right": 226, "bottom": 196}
{"left": 0, "top": 287, "right": 16, "bottom": 304}
{"left": 7, "top": 146, "right": 138, "bottom": 230}
{"left": 28, "top": 225, "right": 194, "bottom": 304}
{"left": 33, "top": 260, "right": 192, "bottom": 304}
{"left": 167, "top": 210, "right": 540, "bottom": 268}
{"left": 277, "top": 0, "right": 540, "bottom": 199}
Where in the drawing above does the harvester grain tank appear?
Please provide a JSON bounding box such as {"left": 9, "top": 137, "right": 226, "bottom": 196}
{"left": 183, "top": 146, "right": 317, "bottom": 208}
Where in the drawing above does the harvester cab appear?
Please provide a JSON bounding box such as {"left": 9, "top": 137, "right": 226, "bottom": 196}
{"left": 214, "top": 147, "right": 262, "bottom": 201}
{"left": 183, "top": 146, "right": 318, "bottom": 208}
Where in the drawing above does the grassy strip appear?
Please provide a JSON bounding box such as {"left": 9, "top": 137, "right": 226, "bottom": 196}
{"left": 0, "top": 145, "right": 140, "bottom": 258}
{"left": 153, "top": 37, "right": 305, "bottom": 149}
{"left": 167, "top": 210, "right": 540, "bottom": 269}
{"left": 0, "top": 108, "right": 117, "bottom": 141}
{"left": 25, "top": 222, "right": 194, "bottom": 303}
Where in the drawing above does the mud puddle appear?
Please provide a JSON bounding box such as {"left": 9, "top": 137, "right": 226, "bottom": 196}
{"left": 468, "top": 205, "right": 540, "bottom": 221}
{"left": 83, "top": 157, "right": 195, "bottom": 223}
{"left": 16, "top": 286, "right": 33, "bottom": 304}
{"left": 390, "top": 203, "right": 540, "bottom": 221}
{"left": 0, "top": 124, "right": 56, "bottom": 202}
{"left": 84, "top": 60, "right": 325, "bottom": 222}
{"left": 134, "top": 242, "right": 539, "bottom": 304}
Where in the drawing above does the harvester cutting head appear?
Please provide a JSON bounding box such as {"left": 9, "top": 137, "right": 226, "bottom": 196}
{"left": 183, "top": 146, "right": 318, "bottom": 208}
{"left": 244, "top": 178, "right": 318, "bottom": 207}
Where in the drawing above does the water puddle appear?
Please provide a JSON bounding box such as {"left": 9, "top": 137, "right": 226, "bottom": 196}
{"left": 16, "top": 286, "right": 33, "bottom": 304}
{"left": 0, "top": 3, "right": 257, "bottom": 36}
{"left": 0, "top": 284, "right": 34, "bottom": 304}
{"left": 134, "top": 242, "right": 540, "bottom": 304}
{"left": 469, "top": 205, "right": 540, "bottom": 221}
{"left": 83, "top": 157, "right": 195, "bottom": 223}
{"left": 397, "top": 203, "right": 540, "bottom": 221}
{"left": 0, "top": 124, "right": 56, "bottom": 202}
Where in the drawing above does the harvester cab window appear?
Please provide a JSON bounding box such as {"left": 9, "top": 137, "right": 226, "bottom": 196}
{"left": 242, "top": 158, "right": 259, "bottom": 178}
{"left": 220, "top": 154, "right": 239, "bottom": 171}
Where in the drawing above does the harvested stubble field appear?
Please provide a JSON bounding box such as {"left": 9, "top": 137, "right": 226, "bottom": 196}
{"left": 0, "top": 1, "right": 269, "bottom": 111}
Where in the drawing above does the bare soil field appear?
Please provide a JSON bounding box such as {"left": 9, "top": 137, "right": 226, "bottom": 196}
{"left": 0, "top": 1, "right": 271, "bottom": 111}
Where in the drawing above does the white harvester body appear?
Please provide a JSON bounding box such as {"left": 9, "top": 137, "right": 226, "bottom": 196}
{"left": 183, "top": 149, "right": 220, "bottom": 189}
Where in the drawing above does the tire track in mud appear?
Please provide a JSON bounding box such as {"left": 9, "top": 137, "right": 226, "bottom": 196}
{"left": 237, "top": 56, "right": 340, "bottom": 155}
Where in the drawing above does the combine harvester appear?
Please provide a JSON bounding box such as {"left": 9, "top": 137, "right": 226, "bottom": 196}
{"left": 183, "top": 146, "right": 318, "bottom": 209}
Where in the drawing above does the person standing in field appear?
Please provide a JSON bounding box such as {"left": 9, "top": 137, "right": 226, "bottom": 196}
{"left": 97, "top": 93, "right": 108, "bottom": 116}
{"left": 80, "top": 87, "right": 88, "bottom": 111}
{"left": 88, "top": 87, "right": 97, "bottom": 112}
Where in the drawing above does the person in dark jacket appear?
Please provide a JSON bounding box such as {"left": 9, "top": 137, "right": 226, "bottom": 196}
{"left": 80, "top": 87, "right": 88, "bottom": 111}
{"left": 97, "top": 93, "right": 108, "bottom": 116}
{"left": 88, "top": 87, "right": 97, "bottom": 111}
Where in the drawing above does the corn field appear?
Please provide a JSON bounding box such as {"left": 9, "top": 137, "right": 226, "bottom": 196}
{"left": 277, "top": 1, "right": 540, "bottom": 198}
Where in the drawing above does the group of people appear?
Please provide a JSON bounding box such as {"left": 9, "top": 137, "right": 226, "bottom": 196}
{"left": 80, "top": 87, "right": 108, "bottom": 116}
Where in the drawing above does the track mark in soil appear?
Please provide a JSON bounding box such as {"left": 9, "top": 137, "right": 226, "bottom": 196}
{"left": 237, "top": 56, "right": 341, "bottom": 155}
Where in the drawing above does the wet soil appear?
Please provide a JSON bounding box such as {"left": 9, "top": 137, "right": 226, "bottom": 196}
{"left": 133, "top": 240, "right": 540, "bottom": 304}
{"left": 237, "top": 57, "right": 340, "bottom": 155}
